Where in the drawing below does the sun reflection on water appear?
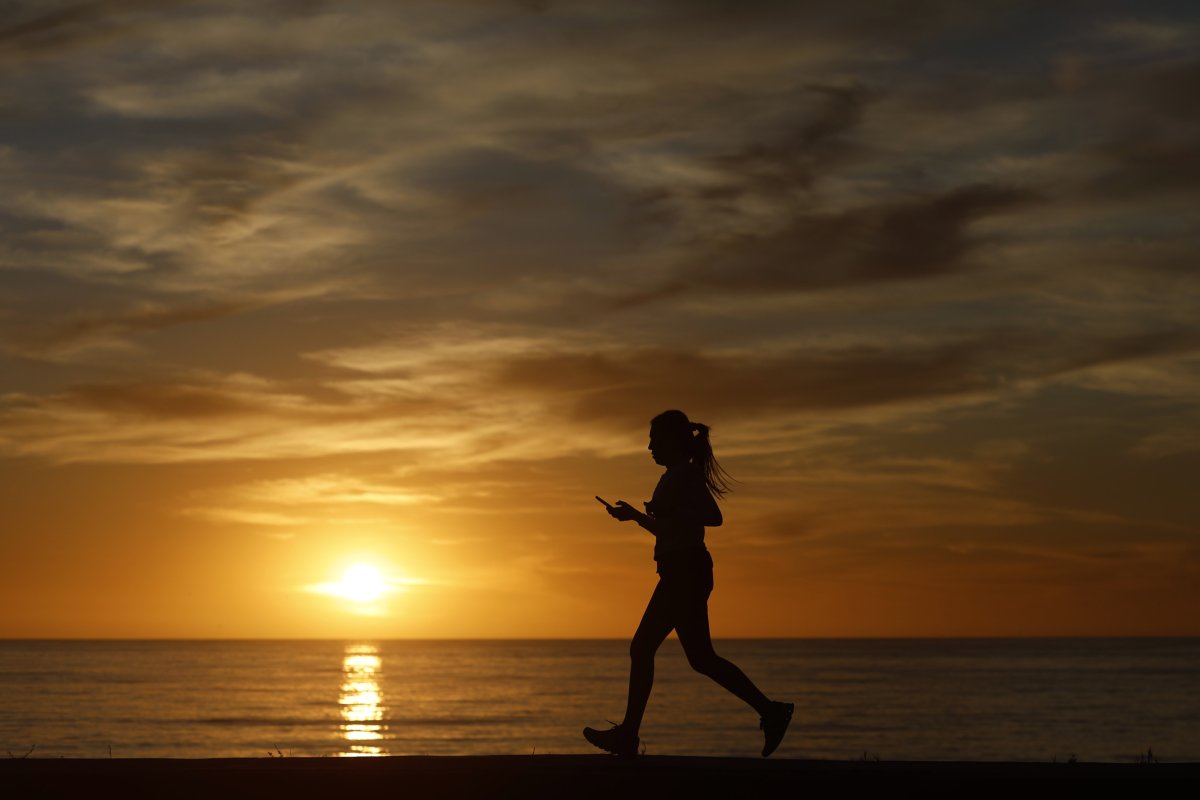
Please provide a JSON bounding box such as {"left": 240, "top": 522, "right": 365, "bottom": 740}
{"left": 339, "top": 643, "right": 387, "bottom": 756}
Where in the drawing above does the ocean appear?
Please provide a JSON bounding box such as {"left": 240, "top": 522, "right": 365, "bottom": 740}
{"left": 0, "top": 639, "right": 1195, "bottom": 762}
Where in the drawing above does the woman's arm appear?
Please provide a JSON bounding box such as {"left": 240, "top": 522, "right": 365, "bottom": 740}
{"left": 688, "top": 479, "right": 722, "bottom": 527}
{"left": 605, "top": 466, "right": 721, "bottom": 532}
{"left": 671, "top": 465, "right": 721, "bottom": 527}
{"left": 643, "top": 467, "right": 722, "bottom": 528}
{"left": 610, "top": 501, "right": 659, "bottom": 535}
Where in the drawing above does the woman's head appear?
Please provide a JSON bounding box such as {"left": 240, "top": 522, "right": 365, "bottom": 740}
{"left": 648, "top": 409, "right": 693, "bottom": 465}
{"left": 648, "top": 409, "right": 735, "bottom": 497}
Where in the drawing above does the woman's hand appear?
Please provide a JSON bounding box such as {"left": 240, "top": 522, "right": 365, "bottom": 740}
{"left": 609, "top": 500, "right": 642, "bottom": 522}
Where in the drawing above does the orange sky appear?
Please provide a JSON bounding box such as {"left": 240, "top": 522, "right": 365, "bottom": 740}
{"left": 1, "top": 2, "right": 1198, "bottom": 638}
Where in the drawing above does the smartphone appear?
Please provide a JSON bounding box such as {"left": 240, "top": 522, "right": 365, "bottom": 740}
{"left": 595, "top": 496, "right": 615, "bottom": 509}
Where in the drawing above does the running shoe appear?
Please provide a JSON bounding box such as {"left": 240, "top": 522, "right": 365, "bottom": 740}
{"left": 760, "top": 701, "right": 794, "bottom": 757}
{"left": 583, "top": 722, "right": 639, "bottom": 758}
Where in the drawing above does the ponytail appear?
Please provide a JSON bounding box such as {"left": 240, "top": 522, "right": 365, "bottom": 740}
{"left": 690, "top": 421, "right": 735, "bottom": 498}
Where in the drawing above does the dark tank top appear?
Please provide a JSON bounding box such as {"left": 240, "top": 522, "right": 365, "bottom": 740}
{"left": 648, "top": 462, "right": 709, "bottom": 562}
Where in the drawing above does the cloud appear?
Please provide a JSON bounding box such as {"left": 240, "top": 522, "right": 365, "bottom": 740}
{"left": 0, "top": 1, "right": 160, "bottom": 61}
{"left": 2, "top": 0, "right": 1188, "bottom": 328}
{"left": 1094, "top": 18, "right": 1196, "bottom": 53}
{"left": 88, "top": 67, "right": 310, "bottom": 119}
{"left": 615, "top": 183, "right": 1039, "bottom": 305}
{"left": 59, "top": 380, "right": 265, "bottom": 419}
{"left": 4, "top": 300, "right": 256, "bottom": 359}
{"left": 180, "top": 506, "right": 305, "bottom": 528}
{"left": 5, "top": 311, "right": 1199, "bottom": 467}
{"left": 707, "top": 84, "right": 873, "bottom": 196}
{"left": 236, "top": 474, "right": 440, "bottom": 507}
{"left": 0, "top": 371, "right": 325, "bottom": 462}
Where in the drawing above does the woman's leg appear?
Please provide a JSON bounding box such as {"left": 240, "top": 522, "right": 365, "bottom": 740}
{"left": 622, "top": 580, "right": 675, "bottom": 734}
{"left": 675, "top": 587, "right": 772, "bottom": 715}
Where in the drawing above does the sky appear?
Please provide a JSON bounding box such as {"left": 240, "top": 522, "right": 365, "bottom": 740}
{"left": 1, "top": 0, "right": 1198, "bottom": 638}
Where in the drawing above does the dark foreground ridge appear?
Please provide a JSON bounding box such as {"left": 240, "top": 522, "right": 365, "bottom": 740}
{"left": 4, "top": 755, "right": 1195, "bottom": 799}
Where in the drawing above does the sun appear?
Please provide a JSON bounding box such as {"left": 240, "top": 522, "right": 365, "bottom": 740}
{"left": 305, "top": 561, "right": 425, "bottom": 610}
{"left": 332, "top": 564, "right": 387, "bottom": 603}
{"left": 308, "top": 563, "right": 390, "bottom": 604}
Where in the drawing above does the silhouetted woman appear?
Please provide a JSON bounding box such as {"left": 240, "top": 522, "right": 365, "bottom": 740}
{"left": 585, "top": 409, "right": 793, "bottom": 757}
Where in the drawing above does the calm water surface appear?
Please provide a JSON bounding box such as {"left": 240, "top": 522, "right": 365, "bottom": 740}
{"left": 0, "top": 639, "right": 1196, "bottom": 761}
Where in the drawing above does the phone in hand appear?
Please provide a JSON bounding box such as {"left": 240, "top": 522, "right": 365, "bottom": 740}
{"left": 595, "top": 496, "right": 615, "bottom": 510}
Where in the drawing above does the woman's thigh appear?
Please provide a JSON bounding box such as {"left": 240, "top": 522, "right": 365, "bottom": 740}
{"left": 630, "top": 580, "right": 675, "bottom": 656}
{"left": 664, "top": 560, "right": 715, "bottom": 657}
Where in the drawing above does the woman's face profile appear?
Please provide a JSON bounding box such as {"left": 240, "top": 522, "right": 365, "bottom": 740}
{"left": 648, "top": 425, "right": 687, "bottom": 466}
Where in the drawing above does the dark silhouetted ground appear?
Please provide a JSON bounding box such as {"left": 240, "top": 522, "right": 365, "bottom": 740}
{"left": 3, "top": 755, "right": 1194, "bottom": 799}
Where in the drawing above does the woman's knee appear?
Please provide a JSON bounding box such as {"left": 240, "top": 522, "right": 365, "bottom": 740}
{"left": 629, "top": 635, "right": 658, "bottom": 663}
{"left": 685, "top": 648, "right": 721, "bottom": 676}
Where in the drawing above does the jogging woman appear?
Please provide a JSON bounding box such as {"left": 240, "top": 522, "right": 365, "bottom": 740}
{"left": 585, "top": 409, "right": 793, "bottom": 757}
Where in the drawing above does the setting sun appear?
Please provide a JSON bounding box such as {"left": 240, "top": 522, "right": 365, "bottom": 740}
{"left": 336, "top": 565, "right": 386, "bottom": 603}
{"left": 309, "top": 563, "right": 395, "bottom": 605}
